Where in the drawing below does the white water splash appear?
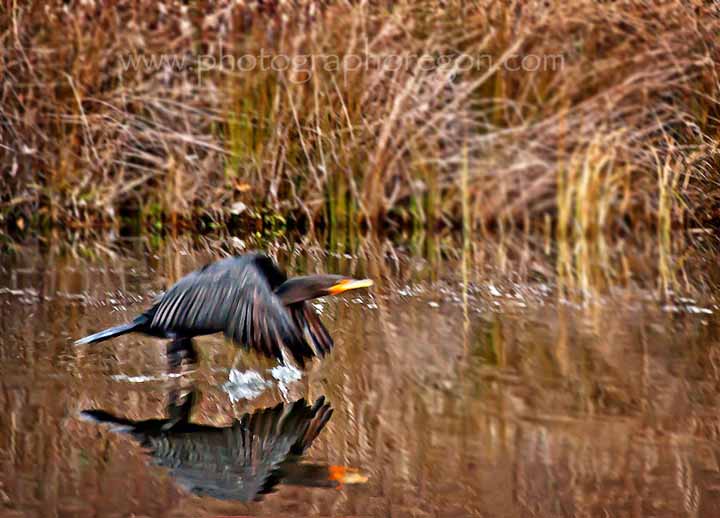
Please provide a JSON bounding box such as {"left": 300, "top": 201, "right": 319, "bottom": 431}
{"left": 223, "top": 369, "right": 272, "bottom": 403}
{"left": 663, "top": 304, "right": 713, "bottom": 315}
{"left": 270, "top": 364, "right": 302, "bottom": 384}
{"left": 270, "top": 364, "right": 303, "bottom": 398}
{"left": 110, "top": 373, "right": 184, "bottom": 383}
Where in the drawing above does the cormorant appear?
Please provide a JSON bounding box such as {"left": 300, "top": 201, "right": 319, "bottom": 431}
{"left": 80, "top": 392, "right": 367, "bottom": 501}
{"left": 74, "top": 253, "right": 373, "bottom": 366}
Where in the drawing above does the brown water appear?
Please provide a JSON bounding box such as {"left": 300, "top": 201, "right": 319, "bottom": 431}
{"left": 2, "top": 238, "right": 720, "bottom": 517}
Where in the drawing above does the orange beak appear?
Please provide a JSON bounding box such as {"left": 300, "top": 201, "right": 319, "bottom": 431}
{"left": 328, "top": 465, "right": 369, "bottom": 487}
{"left": 328, "top": 278, "right": 374, "bottom": 296}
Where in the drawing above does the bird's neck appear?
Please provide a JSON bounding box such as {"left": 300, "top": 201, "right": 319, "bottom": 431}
{"left": 274, "top": 277, "right": 321, "bottom": 305}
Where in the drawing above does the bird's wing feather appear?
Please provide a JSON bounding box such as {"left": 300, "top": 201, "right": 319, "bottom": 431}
{"left": 288, "top": 303, "right": 334, "bottom": 358}
{"left": 147, "top": 257, "right": 309, "bottom": 364}
{"left": 289, "top": 396, "right": 333, "bottom": 455}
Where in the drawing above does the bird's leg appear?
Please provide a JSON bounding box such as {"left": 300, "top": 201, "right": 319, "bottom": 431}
{"left": 166, "top": 336, "right": 198, "bottom": 372}
{"left": 166, "top": 337, "right": 197, "bottom": 426}
{"left": 165, "top": 386, "right": 194, "bottom": 430}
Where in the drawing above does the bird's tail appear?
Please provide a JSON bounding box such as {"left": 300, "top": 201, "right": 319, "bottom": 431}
{"left": 74, "top": 322, "right": 138, "bottom": 346}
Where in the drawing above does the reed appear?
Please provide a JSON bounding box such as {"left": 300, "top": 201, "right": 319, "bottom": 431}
{"left": 1, "top": 1, "right": 718, "bottom": 247}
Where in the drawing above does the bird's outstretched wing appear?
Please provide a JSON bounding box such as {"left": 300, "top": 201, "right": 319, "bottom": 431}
{"left": 145, "top": 256, "right": 314, "bottom": 365}
{"left": 288, "top": 303, "right": 334, "bottom": 358}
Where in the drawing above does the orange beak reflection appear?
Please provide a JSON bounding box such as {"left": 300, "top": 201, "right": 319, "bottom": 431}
{"left": 328, "top": 465, "right": 369, "bottom": 486}
{"left": 328, "top": 278, "right": 374, "bottom": 296}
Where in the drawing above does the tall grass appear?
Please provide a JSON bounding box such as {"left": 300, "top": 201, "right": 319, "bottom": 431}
{"left": 1, "top": 1, "right": 719, "bottom": 244}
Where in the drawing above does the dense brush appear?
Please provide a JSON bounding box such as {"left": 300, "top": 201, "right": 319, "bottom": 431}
{"left": 1, "top": 1, "right": 719, "bottom": 242}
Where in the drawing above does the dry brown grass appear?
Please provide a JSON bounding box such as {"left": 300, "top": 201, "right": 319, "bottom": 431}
{"left": 1, "top": 0, "right": 719, "bottom": 242}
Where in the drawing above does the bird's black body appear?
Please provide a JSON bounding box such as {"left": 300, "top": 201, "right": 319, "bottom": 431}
{"left": 75, "top": 253, "right": 371, "bottom": 366}
{"left": 81, "top": 393, "right": 336, "bottom": 502}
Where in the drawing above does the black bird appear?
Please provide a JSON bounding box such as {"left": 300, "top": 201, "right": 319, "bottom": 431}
{"left": 81, "top": 393, "right": 367, "bottom": 501}
{"left": 74, "top": 253, "right": 373, "bottom": 366}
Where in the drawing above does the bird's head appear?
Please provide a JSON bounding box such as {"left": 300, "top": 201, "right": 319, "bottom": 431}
{"left": 275, "top": 275, "right": 374, "bottom": 305}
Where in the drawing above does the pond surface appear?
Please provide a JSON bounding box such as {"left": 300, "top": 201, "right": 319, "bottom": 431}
{"left": 2, "top": 238, "right": 720, "bottom": 517}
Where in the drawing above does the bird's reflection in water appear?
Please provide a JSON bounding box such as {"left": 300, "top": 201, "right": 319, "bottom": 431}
{"left": 81, "top": 343, "right": 367, "bottom": 502}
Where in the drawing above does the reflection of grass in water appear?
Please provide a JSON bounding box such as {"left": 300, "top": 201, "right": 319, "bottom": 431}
{"left": 5, "top": 216, "right": 712, "bottom": 307}
{"left": 4, "top": 230, "right": 719, "bottom": 517}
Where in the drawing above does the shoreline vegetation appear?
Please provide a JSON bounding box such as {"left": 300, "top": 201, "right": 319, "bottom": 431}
{"left": 2, "top": 1, "right": 719, "bottom": 246}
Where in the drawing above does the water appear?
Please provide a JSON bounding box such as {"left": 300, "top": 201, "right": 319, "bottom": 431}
{"left": 2, "top": 238, "right": 720, "bottom": 517}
